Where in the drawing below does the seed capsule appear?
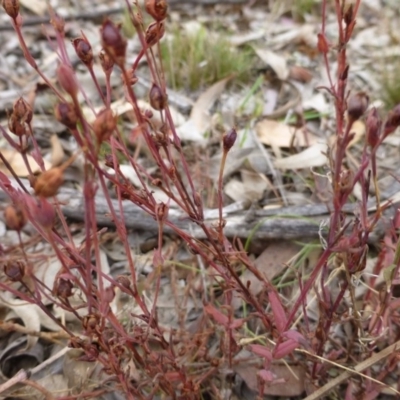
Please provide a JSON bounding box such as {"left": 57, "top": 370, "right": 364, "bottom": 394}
{"left": 4, "top": 260, "right": 25, "bottom": 281}
{"left": 149, "top": 83, "right": 167, "bottom": 110}
{"left": 223, "top": 128, "right": 237, "bottom": 152}
{"left": 4, "top": 204, "right": 27, "bottom": 231}
{"left": 57, "top": 64, "right": 78, "bottom": 98}
{"left": 54, "top": 102, "right": 78, "bottom": 129}
{"left": 34, "top": 167, "right": 64, "bottom": 198}
{"left": 101, "top": 19, "right": 127, "bottom": 66}
{"left": 347, "top": 92, "right": 369, "bottom": 122}
{"left": 2, "top": 0, "right": 19, "bottom": 19}
{"left": 72, "top": 37, "right": 93, "bottom": 67}
{"left": 93, "top": 108, "right": 116, "bottom": 144}
{"left": 145, "top": 0, "right": 168, "bottom": 22}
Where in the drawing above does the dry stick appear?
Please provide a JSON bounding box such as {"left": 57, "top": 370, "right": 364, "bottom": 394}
{"left": 301, "top": 339, "right": 400, "bottom": 399}
{"left": 0, "top": 346, "right": 71, "bottom": 395}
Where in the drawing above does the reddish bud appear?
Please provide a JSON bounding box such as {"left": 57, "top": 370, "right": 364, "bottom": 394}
{"left": 54, "top": 277, "right": 73, "bottom": 298}
{"left": 384, "top": 104, "right": 400, "bottom": 136}
{"left": 366, "top": 108, "right": 381, "bottom": 148}
{"left": 145, "top": 0, "right": 168, "bottom": 22}
{"left": 116, "top": 275, "right": 131, "bottom": 289}
{"left": 124, "top": 67, "right": 138, "bottom": 86}
{"left": 338, "top": 169, "right": 354, "bottom": 194}
{"left": 145, "top": 21, "right": 165, "bottom": 47}
{"left": 149, "top": 83, "right": 167, "bottom": 110}
{"left": 57, "top": 64, "right": 78, "bottom": 98}
{"left": 82, "top": 314, "right": 100, "bottom": 334}
{"left": 72, "top": 37, "right": 93, "bottom": 67}
{"left": 317, "top": 33, "right": 329, "bottom": 54}
{"left": 54, "top": 102, "right": 78, "bottom": 129}
{"left": 223, "top": 128, "right": 237, "bottom": 152}
{"left": 8, "top": 114, "right": 27, "bottom": 136}
{"left": 99, "top": 49, "right": 114, "bottom": 75}
{"left": 2, "top": 0, "right": 19, "bottom": 19}
{"left": 13, "top": 97, "right": 32, "bottom": 123}
{"left": 4, "top": 204, "right": 27, "bottom": 231}
{"left": 347, "top": 92, "right": 369, "bottom": 122}
{"left": 101, "top": 19, "right": 127, "bottom": 65}
{"left": 34, "top": 167, "right": 64, "bottom": 197}
{"left": 93, "top": 108, "right": 116, "bottom": 143}
{"left": 35, "top": 198, "right": 56, "bottom": 229}
{"left": 4, "top": 260, "right": 25, "bottom": 281}
{"left": 155, "top": 201, "right": 168, "bottom": 222}
{"left": 344, "top": 4, "right": 354, "bottom": 26}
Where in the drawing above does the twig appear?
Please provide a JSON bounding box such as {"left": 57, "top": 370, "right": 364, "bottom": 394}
{"left": 301, "top": 340, "right": 400, "bottom": 399}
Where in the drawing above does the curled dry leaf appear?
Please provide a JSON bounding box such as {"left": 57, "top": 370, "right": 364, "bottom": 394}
{"left": 0, "top": 149, "right": 51, "bottom": 177}
{"left": 19, "top": 0, "right": 47, "bottom": 15}
{"left": 0, "top": 293, "right": 60, "bottom": 349}
{"left": 224, "top": 170, "right": 268, "bottom": 202}
{"left": 274, "top": 142, "right": 328, "bottom": 169}
{"left": 50, "top": 134, "right": 65, "bottom": 166}
{"left": 254, "top": 48, "right": 289, "bottom": 80}
{"left": 179, "top": 75, "right": 233, "bottom": 141}
{"left": 256, "top": 119, "right": 318, "bottom": 148}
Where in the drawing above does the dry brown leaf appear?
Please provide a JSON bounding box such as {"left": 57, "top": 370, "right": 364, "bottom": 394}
{"left": 190, "top": 75, "right": 233, "bottom": 133}
{"left": 274, "top": 142, "right": 328, "bottom": 169}
{"left": 224, "top": 170, "right": 268, "bottom": 202}
{"left": 50, "top": 134, "right": 65, "bottom": 167}
{"left": 254, "top": 48, "right": 289, "bottom": 80}
{"left": 83, "top": 99, "right": 185, "bottom": 128}
{"left": 19, "top": 0, "right": 47, "bottom": 15}
{"left": 256, "top": 119, "right": 318, "bottom": 148}
{"left": 289, "top": 66, "right": 313, "bottom": 83}
{"left": 348, "top": 120, "right": 366, "bottom": 147}
{"left": 0, "top": 149, "right": 51, "bottom": 177}
{"left": 232, "top": 242, "right": 301, "bottom": 309}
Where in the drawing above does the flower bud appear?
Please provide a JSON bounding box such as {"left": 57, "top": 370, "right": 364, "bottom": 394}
{"left": 93, "top": 108, "right": 116, "bottom": 143}
{"left": 145, "top": 21, "right": 165, "bottom": 47}
{"left": 34, "top": 167, "right": 64, "bottom": 197}
{"left": 4, "top": 260, "right": 25, "bottom": 281}
{"left": 317, "top": 33, "right": 329, "bottom": 54}
{"left": 149, "top": 83, "right": 167, "bottom": 110}
{"left": 36, "top": 198, "right": 56, "bottom": 229}
{"left": 343, "top": 4, "right": 354, "bottom": 26}
{"left": 57, "top": 64, "right": 78, "bottom": 98}
{"left": 347, "top": 92, "right": 369, "bottom": 122}
{"left": 2, "top": 0, "right": 19, "bottom": 19}
{"left": 338, "top": 169, "right": 354, "bottom": 194}
{"left": 101, "top": 19, "right": 127, "bottom": 66}
{"left": 8, "top": 114, "right": 27, "bottom": 136}
{"left": 13, "top": 97, "right": 32, "bottom": 123}
{"left": 155, "top": 201, "right": 168, "bottom": 222}
{"left": 4, "top": 204, "right": 27, "bottom": 231}
{"left": 223, "top": 128, "right": 237, "bottom": 152}
{"left": 82, "top": 314, "right": 100, "bottom": 334}
{"left": 99, "top": 49, "right": 114, "bottom": 74}
{"left": 124, "top": 67, "right": 138, "bottom": 86}
{"left": 54, "top": 102, "right": 78, "bottom": 129}
{"left": 384, "top": 104, "right": 400, "bottom": 136}
{"left": 366, "top": 108, "right": 381, "bottom": 148}
{"left": 72, "top": 37, "right": 93, "bottom": 67}
{"left": 145, "top": 0, "right": 168, "bottom": 22}
{"left": 54, "top": 277, "right": 73, "bottom": 298}
{"left": 116, "top": 275, "right": 131, "bottom": 289}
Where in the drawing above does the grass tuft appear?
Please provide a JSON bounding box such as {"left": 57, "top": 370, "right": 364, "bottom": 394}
{"left": 160, "top": 25, "right": 254, "bottom": 91}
